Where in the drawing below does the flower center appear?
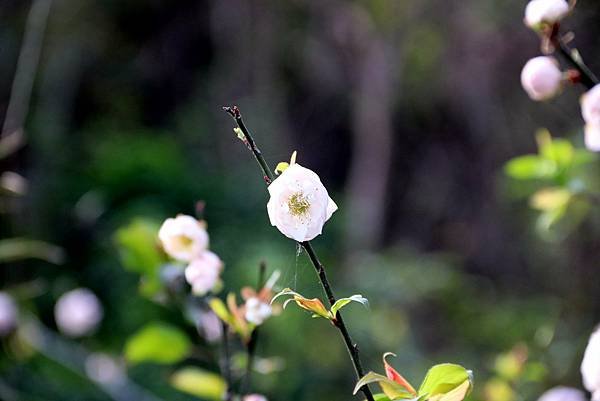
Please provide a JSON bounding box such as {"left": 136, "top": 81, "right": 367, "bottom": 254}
{"left": 288, "top": 192, "right": 310, "bottom": 217}
{"left": 174, "top": 235, "right": 193, "bottom": 250}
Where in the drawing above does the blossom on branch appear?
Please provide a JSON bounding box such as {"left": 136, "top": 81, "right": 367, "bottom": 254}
{"left": 267, "top": 155, "right": 337, "bottom": 242}
{"left": 184, "top": 251, "right": 223, "bottom": 296}
{"left": 521, "top": 57, "right": 563, "bottom": 101}
{"left": 158, "top": 215, "right": 209, "bottom": 262}
{"left": 524, "top": 0, "right": 570, "bottom": 29}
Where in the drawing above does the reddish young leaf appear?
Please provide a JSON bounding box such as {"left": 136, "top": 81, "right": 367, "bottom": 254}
{"left": 383, "top": 352, "right": 417, "bottom": 396}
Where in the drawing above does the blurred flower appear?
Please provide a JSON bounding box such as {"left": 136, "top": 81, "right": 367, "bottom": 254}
{"left": 184, "top": 251, "right": 223, "bottom": 296}
{"left": 582, "top": 326, "right": 600, "bottom": 401}
{"left": 267, "top": 159, "right": 337, "bottom": 242}
{"left": 524, "top": 0, "right": 570, "bottom": 29}
{"left": 159, "top": 215, "right": 209, "bottom": 262}
{"left": 582, "top": 85, "right": 600, "bottom": 125}
{"left": 538, "top": 387, "right": 586, "bottom": 401}
{"left": 521, "top": 57, "right": 563, "bottom": 101}
{"left": 85, "top": 353, "right": 125, "bottom": 385}
{"left": 0, "top": 292, "right": 17, "bottom": 336}
{"left": 54, "top": 288, "right": 103, "bottom": 337}
{"left": 243, "top": 395, "right": 267, "bottom": 401}
{"left": 585, "top": 124, "right": 600, "bottom": 152}
{"left": 197, "top": 310, "right": 222, "bottom": 343}
{"left": 244, "top": 297, "right": 272, "bottom": 325}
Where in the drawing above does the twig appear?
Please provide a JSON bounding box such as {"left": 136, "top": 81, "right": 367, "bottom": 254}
{"left": 2, "top": 0, "right": 53, "bottom": 138}
{"left": 223, "top": 106, "right": 375, "bottom": 401}
{"left": 550, "top": 29, "right": 599, "bottom": 90}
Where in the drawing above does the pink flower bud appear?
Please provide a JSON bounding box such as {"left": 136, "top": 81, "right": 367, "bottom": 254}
{"left": 0, "top": 292, "right": 17, "bottom": 336}
{"left": 538, "top": 387, "right": 586, "bottom": 401}
{"left": 582, "top": 326, "right": 600, "bottom": 401}
{"left": 243, "top": 394, "right": 267, "bottom": 401}
{"left": 55, "top": 288, "right": 103, "bottom": 337}
{"left": 525, "top": 0, "right": 570, "bottom": 29}
{"left": 581, "top": 84, "right": 600, "bottom": 125}
{"left": 521, "top": 57, "right": 563, "bottom": 101}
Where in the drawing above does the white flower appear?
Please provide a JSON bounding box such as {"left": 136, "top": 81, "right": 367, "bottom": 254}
{"left": 0, "top": 292, "right": 17, "bottom": 336}
{"left": 525, "top": 0, "right": 570, "bottom": 28}
{"left": 582, "top": 85, "right": 600, "bottom": 125}
{"left": 521, "top": 57, "right": 563, "bottom": 101}
{"left": 245, "top": 297, "right": 272, "bottom": 325}
{"left": 538, "top": 387, "right": 587, "bottom": 401}
{"left": 54, "top": 288, "right": 103, "bottom": 337}
{"left": 184, "top": 251, "right": 223, "bottom": 295}
{"left": 582, "top": 326, "right": 600, "bottom": 401}
{"left": 243, "top": 395, "right": 268, "bottom": 401}
{"left": 267, "top": 163, "right": 338, "bottom": 242}
{"left": 585, "top": 124, "right": 600, "bottom": 152}
{"left": 159, "top": 215, "right": 209, "bottom": 262}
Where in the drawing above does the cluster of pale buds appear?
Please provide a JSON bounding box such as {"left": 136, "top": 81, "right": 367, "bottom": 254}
{"left": 159, "top": 214, "right": 223, "bottom": 296}
{"left": 521, "top": 0, "right": 600, "bottom": 151}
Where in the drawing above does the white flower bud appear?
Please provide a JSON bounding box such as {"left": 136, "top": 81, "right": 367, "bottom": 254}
{"left": 585, "top": 124, "right": 600, "bottom": 152}
{"left": 243, "top": 394, "right": 268, "bottom": 401}
{"left": 538, "top": 387, "right": 587, "bottom": 401}
{"left": 582, "top": 85, "right": 600, "bottom": 125}
{"left": 521, "top": 57, "right": 563, "bottom": 101}
{"left": 582, "top": 326, "right": 600, "bottom": 400}
{"left": 54, "top": 288, "right": 103, "bottom": 337}
{"left": 158, "top": 215, "right": 209, "bottom": 262}
{"left": 525, "top": 0, "right": 570, "bottom": 28}
{"left": 184, "top": 251, "right": 223, "bottom": 296}
{"left": 0, "top": 292, "right": 17, "bottom": 336}
{"left": 244, "top": 297, "right": 272, "bottom": 325}
{"left": 267, "top": 163, "right": 338, "bottom": 242}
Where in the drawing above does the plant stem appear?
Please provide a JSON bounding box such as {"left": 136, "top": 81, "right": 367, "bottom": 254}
{"left": 553, "top": 35, "right": 599, "bottom": 90}
{"left": 224, "top": 106, "right": 375, "bottom": 401}
{"left": 241, "top": 262, "right": 267, "bottom": 395}
{"left": 220, "top": 322, "right": 234, "bottom": 401}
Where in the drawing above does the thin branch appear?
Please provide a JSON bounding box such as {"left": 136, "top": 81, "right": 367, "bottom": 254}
{"left": 551, "top": 31, "right": 599, "bottom": 90}
{"left": 224, "top": 106, "right": 375, "bottom": 401}
{"left": 2, "top": 0, "right": 53, "bottom": 138}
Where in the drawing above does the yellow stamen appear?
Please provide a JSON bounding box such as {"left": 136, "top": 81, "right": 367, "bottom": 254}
{"left": 288, "top": 192, "right": 310, "bottom": 217}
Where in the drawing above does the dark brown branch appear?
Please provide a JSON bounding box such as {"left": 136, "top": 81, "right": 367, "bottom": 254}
{"left": 223, "top": 106, "right": 375, "bottom": 401}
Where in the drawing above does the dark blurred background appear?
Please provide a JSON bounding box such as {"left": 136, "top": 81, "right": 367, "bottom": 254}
{"left": 2, "top": 1, "right": 600, "bottom": 401}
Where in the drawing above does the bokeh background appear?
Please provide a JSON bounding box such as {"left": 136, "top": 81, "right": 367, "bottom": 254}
{"left": 2, "top": 1, "right": 600, "bottom": 400}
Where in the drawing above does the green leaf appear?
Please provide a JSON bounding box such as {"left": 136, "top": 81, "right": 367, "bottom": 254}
{"left": 330, "top": 294, "right": 369, "bottom": 317}
{"left": 529, "top": 188, "right": 571, "bottom": 212}
{"left": 539, "top": 138, "right": 574, "bottom": 168}
{"left": 417, "top": 364, "right": 472, "bottom": 399}
{"left": 504, "top": 155, "right": 555, "bottom": 180}
{"left": 0, "top": 238, "right": 64, "bottom": 264}
{"left": 114, "top": 218, "right": 166, "bottom": 297}
{"left": 125, "top": 322, "right": 191, "bottom": 365}
{"left": 372, "top": 394, "right": 393, "bottom": 401}
{"left": 209, "top": 298, "right": 234, "bottom": 326}
{"left": 354, "top": 372, "right": 415, "bottom": 400}
{"left": 170, "top": 367, "right": 226, "bottom": 400}
{"left": 114, "top": 218, "right": 163, "bottom": 274}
